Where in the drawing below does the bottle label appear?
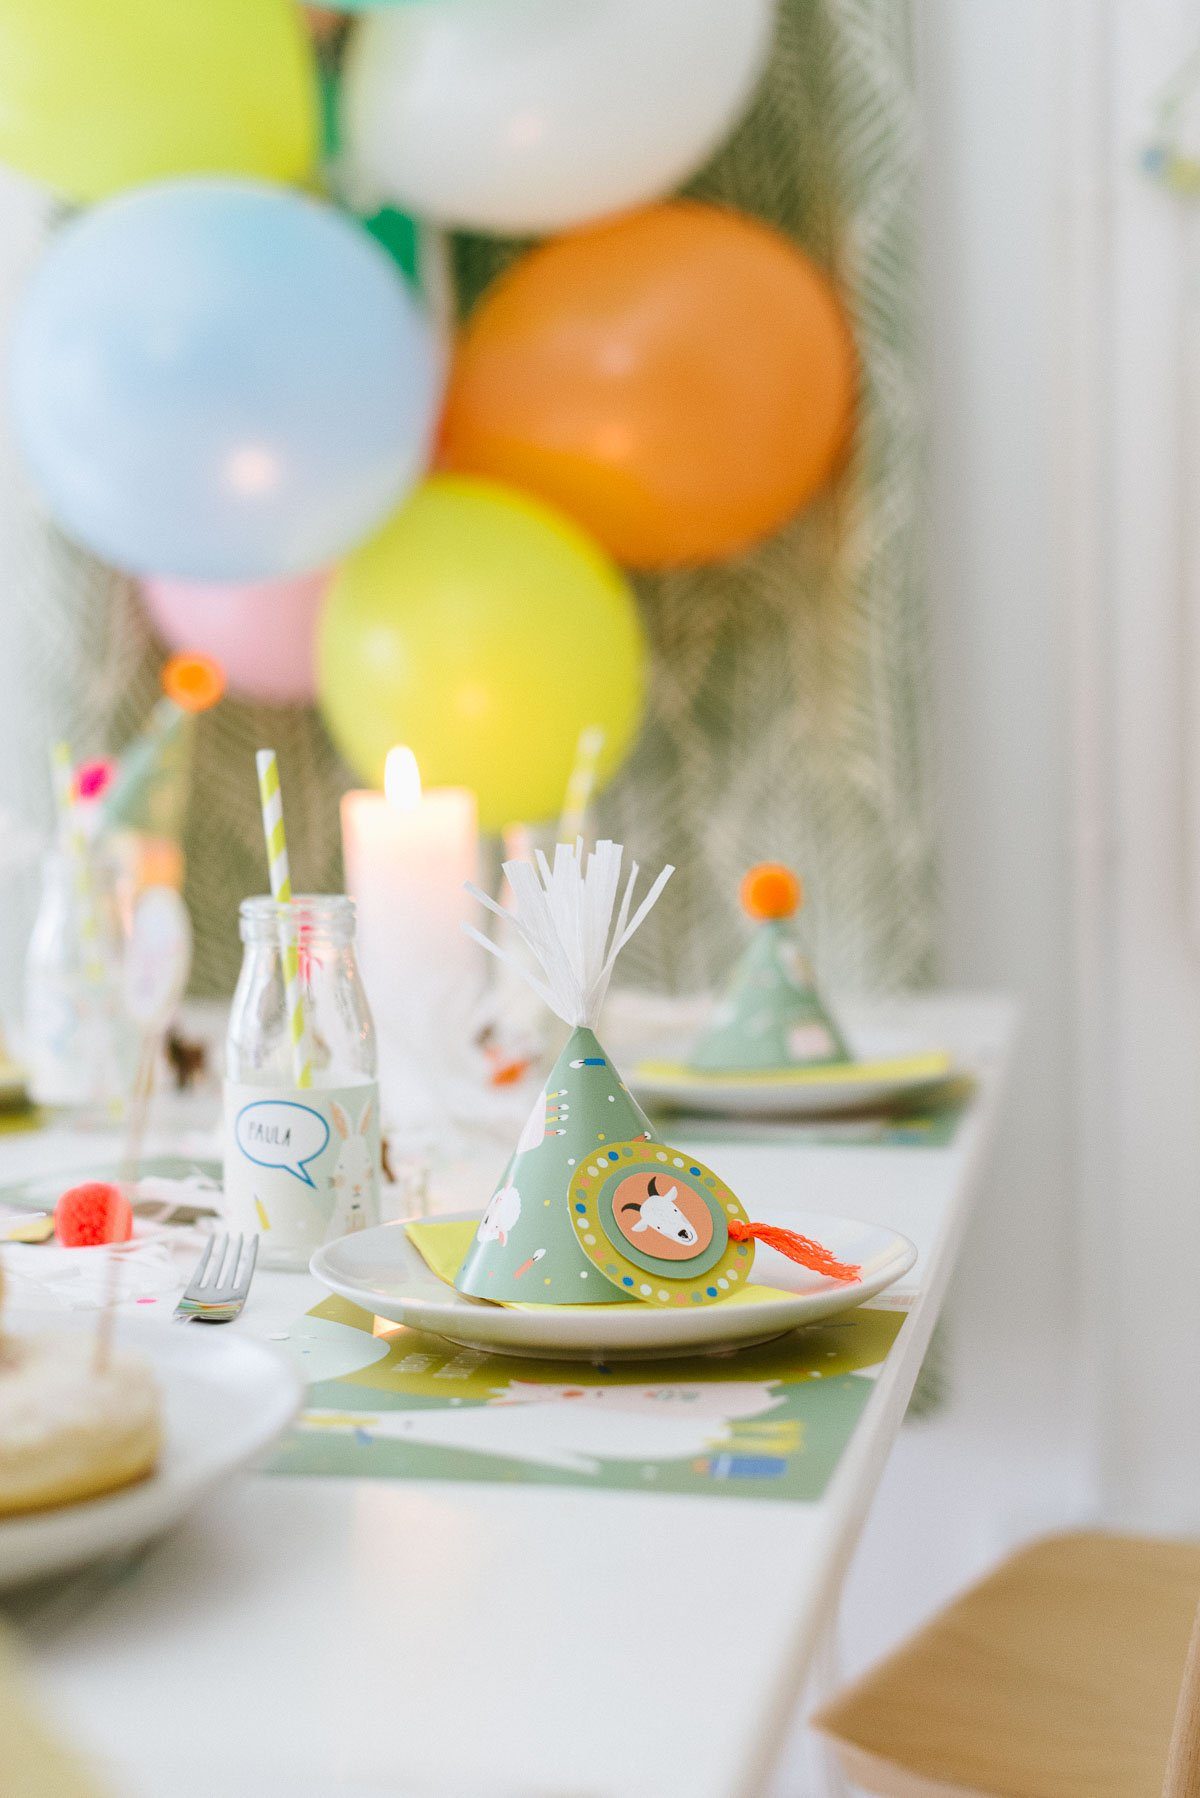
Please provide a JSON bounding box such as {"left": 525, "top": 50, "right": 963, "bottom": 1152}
{"left": 223, "top": 1081, "right": 381, "bottom": 1263}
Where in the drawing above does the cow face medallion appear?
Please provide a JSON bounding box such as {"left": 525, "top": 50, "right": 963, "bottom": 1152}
{"left": 567, "top": 1142, "right": 755, "bottom": 1305}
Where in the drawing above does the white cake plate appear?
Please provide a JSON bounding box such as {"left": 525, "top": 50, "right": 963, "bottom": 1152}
{"left": 0, "top": 1316, "right": 301, "bottom": 1592}
{"left": 311, "top": 1211, "right": 917, "bottom": 1362}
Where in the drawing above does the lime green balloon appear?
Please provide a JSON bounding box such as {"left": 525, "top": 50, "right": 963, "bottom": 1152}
{"left": 318, "top": 476, "right": 647, "bottom": 830}
{"left": 0, "top": 0, "right": 317, "bottom": 201}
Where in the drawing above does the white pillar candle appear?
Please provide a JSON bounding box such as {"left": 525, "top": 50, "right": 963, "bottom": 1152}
{"left": 341, "top": 748, "right": 482, "bottom": 1122}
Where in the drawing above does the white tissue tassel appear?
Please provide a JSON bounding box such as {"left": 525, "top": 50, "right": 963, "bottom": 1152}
{"left": 464, "top": 840, "right": 673, "bottom": 1028}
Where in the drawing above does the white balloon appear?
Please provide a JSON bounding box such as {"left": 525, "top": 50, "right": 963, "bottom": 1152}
{"left": 342, "top": 0, "right": 775, "bottom": 235}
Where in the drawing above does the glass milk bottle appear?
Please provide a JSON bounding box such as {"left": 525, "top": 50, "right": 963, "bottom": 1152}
{"left": 24, "top": 845, "right": 138, "bottom": 1116}
{"left": 224, "top": 895, "right": 381, "bottom": 1270}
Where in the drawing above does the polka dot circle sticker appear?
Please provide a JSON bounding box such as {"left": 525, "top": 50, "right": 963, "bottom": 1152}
{"left": 569, "top": 1142, "right": 754, "bottom": 1305}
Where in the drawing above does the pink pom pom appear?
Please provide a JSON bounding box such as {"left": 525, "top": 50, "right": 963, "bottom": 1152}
{"left": 55, "top": 1182, "right": 134, "bottom": 1248}
{"left": 75, "top": 758, "right": 116, "bottom": 802}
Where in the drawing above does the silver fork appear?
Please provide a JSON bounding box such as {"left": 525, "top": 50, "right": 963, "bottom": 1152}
{"left": 173, "top": 1231, "right": 258, "bottom": 1324}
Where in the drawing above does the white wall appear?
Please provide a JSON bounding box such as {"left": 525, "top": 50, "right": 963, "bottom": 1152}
{"left": 920, "top": 0, "right": 1083, "bottom": 1467}
{"left": 1091, "top": 0, "right": 1200, "bottom": 1526}
{"left": 826, "top": 3, "right": 1200, "bottom": 1723}
{"left": 915, "top": 0, "right": 1200, "bottom": 1536}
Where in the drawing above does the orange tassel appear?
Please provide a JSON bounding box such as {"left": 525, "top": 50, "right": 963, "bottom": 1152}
{"left": 728, "top": 1218, "right": 860, "bottom": 1283}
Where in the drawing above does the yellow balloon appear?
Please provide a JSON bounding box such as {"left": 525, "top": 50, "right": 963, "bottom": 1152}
{"left": 318, "top": 476, "right": 647, "bottom": 831}
{"left": 0, "top": 0, "right": 316, "bottom": 202}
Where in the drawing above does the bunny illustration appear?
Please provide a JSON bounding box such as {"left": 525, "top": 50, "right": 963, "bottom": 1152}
{"left": 327, "top": 1094, "right": 378, "bottom": 1239}
{"left": 787, "top": 1022, "right": 836, "bottom": 1062}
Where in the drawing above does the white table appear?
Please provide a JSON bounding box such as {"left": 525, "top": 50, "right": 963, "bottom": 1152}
{"left": 7, "top": 994, "right": 1014, "bottom": 1798}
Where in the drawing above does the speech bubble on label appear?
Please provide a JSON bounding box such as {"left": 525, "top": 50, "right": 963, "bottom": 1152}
{"left": 234, "top": 1100, "right": 330, "bottom": 1188}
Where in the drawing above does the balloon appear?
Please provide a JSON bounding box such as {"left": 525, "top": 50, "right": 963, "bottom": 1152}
{"left": 10, "top": 179, "right": 442, "bottom": 582}
{"left": 440, "top": 202, "right": 856, "bottom": 567}
{"left": 341, "top": 0, "right": 774, "bottom": 234}
{"left": 0, "top": 0, "right": 316, "bottom": 203}
{"left": 142, "top": 572, "right": 329, "bottom": 706}
{"left": 318, "top": 476, "right": 646, "bottom": 829}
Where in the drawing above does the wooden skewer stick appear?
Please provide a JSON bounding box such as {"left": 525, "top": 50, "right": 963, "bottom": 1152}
{"left": 93, "top": 887, "right": 192, "bottom": 1375}
{"left": 94, "top": 1035, "right": 157, "bottom": 1376}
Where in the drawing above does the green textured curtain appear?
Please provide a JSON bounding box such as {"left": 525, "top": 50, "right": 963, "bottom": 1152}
{"left": 6, "top": 0, "right": 932, "bottom": 1004}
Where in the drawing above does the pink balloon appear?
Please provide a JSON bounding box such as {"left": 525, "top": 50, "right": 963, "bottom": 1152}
{"left": 141, "top": 570, "right": 330, "bottom": 705}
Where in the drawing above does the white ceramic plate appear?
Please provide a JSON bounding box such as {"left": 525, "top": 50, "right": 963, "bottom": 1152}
{"left": 631, "top": 1054, "right": 954, "bottom": 1120}
{"left": 0, "top": 1316, "right": 301, "bottom": 1592}
{"left": 311, "top": 1211, "right": 917, "bottom": 1361}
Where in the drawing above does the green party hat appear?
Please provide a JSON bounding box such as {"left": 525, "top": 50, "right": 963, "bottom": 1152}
{"left": 456, "top": 1022, "right": 660, "bottom": 1305}
{"left": 103, "top": 656, "right": 225, "bottom": 837}
{"left": 103, "top": 698, "right": 193, "bottom": 837}
{"left": 453, "top": 843, "right": 758, "bottom": 1309}
{"left": 456, "top": 843, "right": 672, "bottom": 1305}
{"left": 456, "top": 846, "right": 864, "bottom": 1308}
{"left": 690, "top": 864, "right": 850, "bottom": 1074}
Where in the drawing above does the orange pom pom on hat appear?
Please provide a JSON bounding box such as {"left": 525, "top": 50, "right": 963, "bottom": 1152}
{"left": 741, "top": 862, "right": 803, "bottom": 920}
{"left": 162, "top": 652, "right": 225, "bottom": 713}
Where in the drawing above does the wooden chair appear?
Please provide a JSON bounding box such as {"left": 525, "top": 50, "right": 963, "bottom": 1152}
{"left": 812, "top": 1532, "right": 1200, "bottom": 1797}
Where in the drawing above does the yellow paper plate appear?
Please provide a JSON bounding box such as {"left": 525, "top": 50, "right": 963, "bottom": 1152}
{"left": 631, "top": 1050, "right": 953, "bottom": 1118}
{"left": 405, "top": 1216, "right": 796, "bottom": 1313}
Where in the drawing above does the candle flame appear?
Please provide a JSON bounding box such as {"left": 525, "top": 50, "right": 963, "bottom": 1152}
{"left": 385, "top": 746, "right": 422, "bottom": 812}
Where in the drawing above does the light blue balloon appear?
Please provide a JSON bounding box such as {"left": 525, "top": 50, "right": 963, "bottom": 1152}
{"left": 9, "top": 178, "right": 442, "bottom": 580}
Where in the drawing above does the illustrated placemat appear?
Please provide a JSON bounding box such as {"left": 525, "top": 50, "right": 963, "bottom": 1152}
{"left": 267, "top": 1294, "right": 906, "bottom": 1504}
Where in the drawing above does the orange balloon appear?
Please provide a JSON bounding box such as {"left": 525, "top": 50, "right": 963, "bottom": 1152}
{"left": 441, "top": 202, "right": 856, "bottom": 568}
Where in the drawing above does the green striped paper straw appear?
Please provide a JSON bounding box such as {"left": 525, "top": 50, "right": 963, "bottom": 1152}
{"left": 255, "top": 749, "right": 312, "bottom": 1089}
{"left": 558, "top": 725, "right": 605, "bottom": 847}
